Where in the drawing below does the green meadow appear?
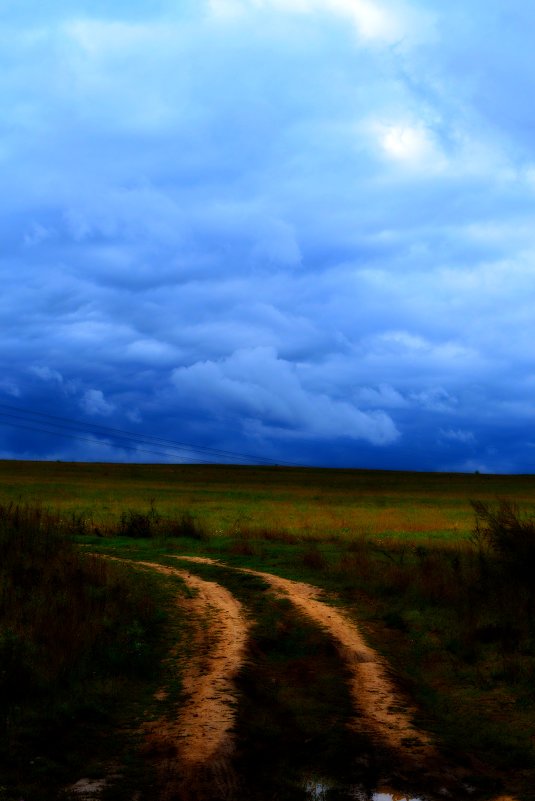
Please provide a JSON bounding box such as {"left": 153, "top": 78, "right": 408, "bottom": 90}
{"left": 3, "top": 459, "right": 535, "bottom": 800}
{"left": 2, "top": 459, "right": 535, "bottom": 541}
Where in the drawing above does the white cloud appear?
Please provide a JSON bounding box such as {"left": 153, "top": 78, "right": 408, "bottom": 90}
{"left": 208, "top": 0, "right": 414, "bottom": 43}
{"left": 30, "top": 366, "right": 64, "bottom": 384}
{"left": 365, "top": 331, "right": 478, "bottom": 371}
{"left": 81, "top": 389, "right": 115, "bottom": 416}
{"left": 439, "top": 428, "right": 476, "bottom": 445}
{"left": 379, "top": 330, "right": 429, "bottom": 350}
{"left": 381, "top": 124, "right": 435, "bottom": 160}
{"left": 330, "top": 0, "right": 401, "bottom": 41}
{"left": 171, "top": 347, "right": 399, "bottom": 444}
{"left": 409, "top": 388, "right": 457, "bottom": 413}
{"left": 371, "top": 121, "right": 448, "bottom": 173}
{"left": 356, "top": 383, "right": 408, "bottom": 409}
{"left": 125, "top": 339, "right": 180, "bottom": 365}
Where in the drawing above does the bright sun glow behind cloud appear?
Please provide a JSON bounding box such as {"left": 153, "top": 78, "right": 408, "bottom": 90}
{"left": 208, "top": 0, "right": 405, "bottom": 42}
{"left": 379, "top": 124, "right": 443, "bottom": 167}
{"left": 330, "top": 0, "right": 401, "bottom": 40}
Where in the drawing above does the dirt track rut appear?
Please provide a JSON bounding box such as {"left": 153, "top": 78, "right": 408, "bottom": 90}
{"left": 174, "top": 556, "right": 435, "bottom": 763}
{"left": 106, "top": 554, "right": 518, "bottom": 801}
{"left": 123, "top": 561, "right": 249, "bottom": 767}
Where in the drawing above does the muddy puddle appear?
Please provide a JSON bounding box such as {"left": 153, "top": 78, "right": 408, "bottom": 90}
{"left": 304, "top": 779, "right": 426, "bottom": 801}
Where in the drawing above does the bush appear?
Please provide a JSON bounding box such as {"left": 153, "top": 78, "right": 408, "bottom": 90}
{"left": 117, "top": 504, "right": 208, "bottom": 540}
{"left": 301, "top": 543, "right": 328, "bottom": 570}
{"left": 119, "top": 500, "right": 161, "bottom": 538}
{"left": 165, "top": 512, "right": 208, "bottom": 540}
{"left": 471, "top": 499, "right": 535, "bottom": 583}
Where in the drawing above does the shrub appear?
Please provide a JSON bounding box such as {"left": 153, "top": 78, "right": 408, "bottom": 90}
{"left": 116, "top": 504, "right": 209, "bottom": 540}
{"left": 301, "top": 543, "right": 328, "bottom": 570}
{"left": 165, "top": 512, "right": 208, "bottom": 540}
{"left": 471, "top": 499, "right": 535, "bottom": 583}
{"left": 119, "top": 500, "right": 161, "bottom": 538}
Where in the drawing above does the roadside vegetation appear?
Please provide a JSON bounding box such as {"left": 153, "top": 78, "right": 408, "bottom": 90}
{"left": 332, "top": 502, "right": 535, "bottom": 795}
{"left": 0, "top": 502, "right": 170, "bottom": 801}
{"left": 2, "top": 461, "right": 535, "bottom": 799}
{"left": 3, "top": 459, "right": 535, "bottom": 541}
{"left": 87, "top": 503, "right": 535, "bottom": 798}
{"left": 205, "top": 504, "right": 535, "bottom": 797}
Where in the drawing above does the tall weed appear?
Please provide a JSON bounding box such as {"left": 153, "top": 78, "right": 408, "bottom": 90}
{"left": 471, "top": 498, "right": 535, "bottom": 585}
{"left": 0, "top": 502, "right": 165, "bottom": 797}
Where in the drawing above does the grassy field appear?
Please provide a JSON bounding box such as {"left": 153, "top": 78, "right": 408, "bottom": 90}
{"left": 2, "top": 459, "right": 535, "bottom": 541}
{"left": 3, "top": 460, "right": 535, "bottom": 800}
{"left": 0, "top": 501, "right": 178, "bottom": 801}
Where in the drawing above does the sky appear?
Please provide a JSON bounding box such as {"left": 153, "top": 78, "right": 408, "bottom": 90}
{"left": 1, "top": 0, "right": 535, "bottom": 472}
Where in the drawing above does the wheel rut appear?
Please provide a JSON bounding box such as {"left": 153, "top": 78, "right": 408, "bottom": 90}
{"left": 173, "top": 556, "right": 433, "bottom": 762}
{"left": 107, "top": 559, "right": 249, "bottom": 798}
{"left": 105, "top": 554, "right": 519, "bottom": 801}
{"left": 173, "top": 556, "right": 521, "bottom": 801}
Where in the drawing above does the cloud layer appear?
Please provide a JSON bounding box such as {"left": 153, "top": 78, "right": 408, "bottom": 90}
{"left": 1, "top": 0, "right": 534, "bottom": 471}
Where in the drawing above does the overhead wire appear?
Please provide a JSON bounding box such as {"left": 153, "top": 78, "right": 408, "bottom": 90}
{"left": 0, "top": 416, "right": 218, "bottom": 463}
{"left": 0, "top": 401, "right": 297, "bottom": 466}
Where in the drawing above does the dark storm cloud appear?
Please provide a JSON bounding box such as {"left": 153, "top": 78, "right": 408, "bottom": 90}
{"left": 2, "top": 0, "right": 535, "bottom": 470}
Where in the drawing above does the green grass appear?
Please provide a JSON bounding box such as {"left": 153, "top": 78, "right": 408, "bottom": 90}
{"left": 0, "top": 502, "right": 182, "bottom": 801}
{"left": 4, "top": 461, "right": 535, "bottom": 799}
{"left": 2, "top": 459, "right": 535, "bottom": 542}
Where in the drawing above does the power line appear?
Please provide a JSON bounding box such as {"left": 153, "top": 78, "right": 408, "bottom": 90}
{"left": 0, "top": 402, "right": 287, "bottom": 463}
{"left": 0, "top": 417, "right": 220, "bottom": 463}
{"left": 0, "top": 403, "right": 290, "bottom": 464}
{"left": 0, "top": 402, "right": 296, "bottom": 466}
{"left": 0, "top": 407, "right": 246, "bottom": 462}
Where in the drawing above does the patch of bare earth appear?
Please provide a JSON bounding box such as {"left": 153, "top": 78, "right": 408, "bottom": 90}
{"left": 113, "top": 560, "right": 249, "bottom": 800}
{"left": 66, "top": 777, "right": 109, "bottom": 799}
{"left": 175, "top": 557, "right": 432, "bottom": 756}
{"left": 174, "top": 556, "right": 520, "bottom": 799}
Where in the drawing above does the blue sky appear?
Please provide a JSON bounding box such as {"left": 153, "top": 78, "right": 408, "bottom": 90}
{"left": 2, "top": 0, "right": 535, "bottom": 471}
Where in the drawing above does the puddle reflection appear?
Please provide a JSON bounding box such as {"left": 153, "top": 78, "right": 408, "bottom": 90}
{"left": 372, "top": 795, "right": 424, "bottom": 801}
{"left": 304, "top": 779, "right": 424, "bottom": 801}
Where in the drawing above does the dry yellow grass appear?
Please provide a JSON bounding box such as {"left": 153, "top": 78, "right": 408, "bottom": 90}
{"left": 1, "top": 459, "right": 535, "bottom": 542}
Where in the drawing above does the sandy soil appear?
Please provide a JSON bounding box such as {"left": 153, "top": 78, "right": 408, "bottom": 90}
{"left": 135, "top": 560, "right": 249, "bottom": 767}
{"left": 174, "top": 556, "right": 434, "bottom": 763}
{"left": 98, "top": 558, "right": 249, "bottom": 799}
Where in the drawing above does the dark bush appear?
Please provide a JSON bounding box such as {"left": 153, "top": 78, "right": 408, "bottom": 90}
{"left": 116, "top": 504, "right": 209, "bottom": 540}
{"left": 471, "top": 499, "right": 535, "bottom": 583}
{"left": 119, "top": 510, "right": 154, "bottom": 538}
{"left": 119, "top": 500, "right": 161, "bottom": 538}
{"left": 301, "top": 543, "right": 328, "bottom": 570}
{"left": 165, "top": 512, "right": 208, "bottom": 540}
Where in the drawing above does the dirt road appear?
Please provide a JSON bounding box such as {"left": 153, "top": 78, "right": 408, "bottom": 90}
{"left": 93, "top": 553, "right": 520, "bottom": 801}
{"left": 140, "top": 561, "right": 249, "bottom": 765}
{"left": 108, "top": 560, "right": 248, "bottom": 800}
{"left": 174, "top": 556, "right": 524, "bottom": 799}
{"left": 174, "top": 556, "right": 434, "bottom": 764}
